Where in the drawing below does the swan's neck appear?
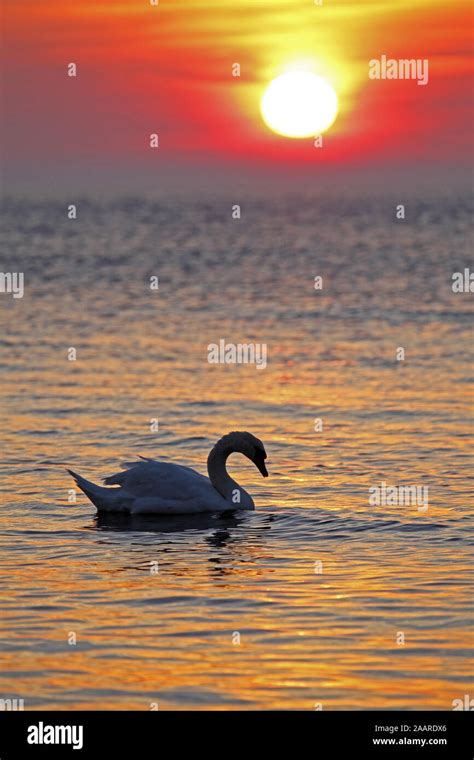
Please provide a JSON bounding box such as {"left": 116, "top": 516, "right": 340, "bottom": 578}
{"left": 207, "top": 444, "right": 241, "bottom": 502}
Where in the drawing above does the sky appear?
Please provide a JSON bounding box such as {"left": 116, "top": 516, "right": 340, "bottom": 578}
{"left": 3, "top": 0, "right": 473, "bottom": 192}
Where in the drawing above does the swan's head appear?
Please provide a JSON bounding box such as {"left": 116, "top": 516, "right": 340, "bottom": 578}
{"left": 218, "top": 431, "right": 268, "bottom": 478}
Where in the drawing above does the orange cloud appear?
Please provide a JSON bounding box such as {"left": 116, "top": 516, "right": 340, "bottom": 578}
{"left": 3, "top": 0, "right": 472, "bottom": 182}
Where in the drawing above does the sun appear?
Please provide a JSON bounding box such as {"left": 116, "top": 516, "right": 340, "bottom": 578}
{"left": 260, "top": 71, "right": 338, "bottom": 138}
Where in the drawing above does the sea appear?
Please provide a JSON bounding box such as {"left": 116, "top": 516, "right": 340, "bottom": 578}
{"left": 0, "top": 188, "right": 472, "bottom": 709}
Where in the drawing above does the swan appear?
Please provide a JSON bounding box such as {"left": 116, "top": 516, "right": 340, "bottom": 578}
{"left": 67, "top": 431, "right": 268, "bottom": 515}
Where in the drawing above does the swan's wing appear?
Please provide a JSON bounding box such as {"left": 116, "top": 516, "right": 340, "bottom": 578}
{"left": 104, "top": 459, "right": 162, "bottom": 484}
{"left": 110, "top": 455, "right": 158, "bottom": 473}
{"left": 103, "top": 460, "right": 210, "bottom": 499}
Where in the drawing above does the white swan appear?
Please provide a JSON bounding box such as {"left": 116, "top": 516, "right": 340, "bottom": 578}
{"left": 67, "top": 431, "right": 268, "bottom": 515}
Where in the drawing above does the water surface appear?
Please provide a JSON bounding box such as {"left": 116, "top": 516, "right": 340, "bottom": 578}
{"left": 1, "top": 192, "right": 472, "bottom": 709}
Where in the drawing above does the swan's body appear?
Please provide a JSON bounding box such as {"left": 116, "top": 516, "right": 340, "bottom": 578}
{"left": 67, "top": 431, "right": 268, "bottom": 515}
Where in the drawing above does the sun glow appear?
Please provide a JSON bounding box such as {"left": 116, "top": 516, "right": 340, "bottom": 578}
{"left": 260, "top": 71, "right": 338, "bottom": 139}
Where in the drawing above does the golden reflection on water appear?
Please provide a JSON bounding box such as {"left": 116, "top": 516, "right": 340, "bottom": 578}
{"left": 1, "top": 196, "right": 472, "bottom": 709}
{"left": 1, "top": 496, "right": 471, "bottom": 709}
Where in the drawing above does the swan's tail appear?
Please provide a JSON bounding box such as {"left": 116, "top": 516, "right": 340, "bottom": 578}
{"left": 67, "top": 469, "right": 126, "bottom": 511}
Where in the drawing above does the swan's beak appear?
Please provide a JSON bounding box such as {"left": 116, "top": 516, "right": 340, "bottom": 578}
{"left": 253, "top": 449, "right": 268, "bottom": 478}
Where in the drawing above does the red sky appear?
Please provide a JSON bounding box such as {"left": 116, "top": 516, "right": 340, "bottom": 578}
{"left": 3, "top": 0, "right": 473, "bottom": 190}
